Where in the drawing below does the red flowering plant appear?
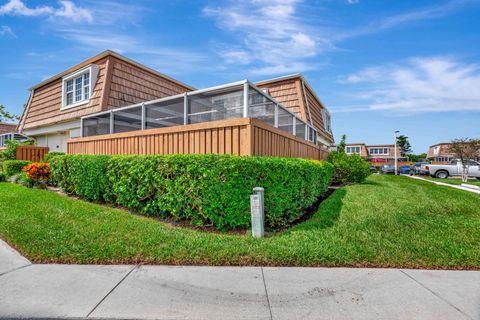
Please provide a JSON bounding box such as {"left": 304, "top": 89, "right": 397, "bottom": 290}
{"left": 22, "top": 162, "right": 51, "bottom": 187}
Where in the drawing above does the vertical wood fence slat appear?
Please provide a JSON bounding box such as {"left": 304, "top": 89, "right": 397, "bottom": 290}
{"left": 67, "top": 118, "right": 329, "bottom": 161}
{"left": 15, "top": 146, "right": 49, "bottom": 162}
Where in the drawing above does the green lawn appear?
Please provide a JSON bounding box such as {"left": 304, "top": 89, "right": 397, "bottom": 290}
{"left": 423, "top": 176, "right": 480, "bottom": 186}
{"left": 1, "top": 174, "right": 479, "bottom": 269}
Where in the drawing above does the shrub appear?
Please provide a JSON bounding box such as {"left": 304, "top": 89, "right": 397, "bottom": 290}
{"left": 8, "top": 172, "right": 33, "bottom": 187}
{"left": 327, "top": 151, "right": 371, "bottom": 186}
{"left": 23, "top": 162, "right": 51, "bottom": 186}
{"left": 51, "top": 154, "right": 333, "bottom": 230}
{"left": 0, "top": 172, "right": 6, "bottom": 182}
{"left": 50, "top": 154, "right": 110, "bottom": 201}
{"left": 0, "top": 139, "right": 35, "bottom": 161}
{"left": 2, "top": 160, "right": 31, "bottom": 177}
{"left": 43, "top": 152, "right": 66, "bottom": 163}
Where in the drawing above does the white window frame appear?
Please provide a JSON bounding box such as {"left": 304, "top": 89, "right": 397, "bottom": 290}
{"left": 369, "top": 147, "right": 389, "bottom": 156}
{"left": 61, "top": 65, "right": 99, "bottom": 110}
{"left": 346, "top": 146, "right": 361, "bottom": 154}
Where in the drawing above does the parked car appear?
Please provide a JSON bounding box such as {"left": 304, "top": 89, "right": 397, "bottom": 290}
{"left": 399, "top": 165, "right": 411, "bottom": 174}
{"left": 422, "top": 160, "right": 480, "bottom": 179}
{"left": 369, "top": 165, "right": 377, "bottom": 172}
{"left": 411, "top": 162, "right": 430, "bottom": 175}
{"left": 380, "top": 164, "right": 397, "bottom": 175}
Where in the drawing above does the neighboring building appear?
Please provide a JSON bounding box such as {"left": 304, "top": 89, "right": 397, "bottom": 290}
{"left": 18, "top": 51, "right": 334, "bottom": 154}
{"left": 0, "top": 122, "right": 28, "bottom": 148}
{"left": 427, "top": 143, "right": 455, "bottom": 164}
{"left": 344, "top": 143, "right": 408, "bottom": 166}
{"left": 0, "top": 122, "right": 16, "bottom": 134}
{"left": 427, "top": 142, "right": 480, "bottom": 164}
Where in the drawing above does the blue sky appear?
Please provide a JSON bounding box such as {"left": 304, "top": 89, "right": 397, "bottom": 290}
{"left": 1, "top": 0, "right": 479, "bottom": 153}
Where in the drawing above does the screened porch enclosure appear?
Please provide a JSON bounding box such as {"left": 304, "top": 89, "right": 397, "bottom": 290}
{"left": 81, "top": 80, "right": 318, "bottom": 145}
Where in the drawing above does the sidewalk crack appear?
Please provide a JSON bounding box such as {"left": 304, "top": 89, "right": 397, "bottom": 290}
{"left": 261, "top": 267, "right": 273, "bottom": 320}
{"left": 399, "top": 269, "right": 473, "bottom": 320}
{"left": 0, "top": 263, "right": 32, "bottom": 277}
{"left": 86, "top": 264, "right": 139, "bottom": 318}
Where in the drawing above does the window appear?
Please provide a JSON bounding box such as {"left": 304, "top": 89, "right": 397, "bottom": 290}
{"left": 369, "top": 147, "right": 389, "bottom": 155}
{"left": 436, "top": 157, "right": 453, "bottom": 162}
{"left": 322, "top": 109, "right": 332, "bottom": 133}
{"left": 346, "top": 146, "right": 361, "bottom": 154}
{"left": 62, "top": 65, "right": 98, "bottom": 109}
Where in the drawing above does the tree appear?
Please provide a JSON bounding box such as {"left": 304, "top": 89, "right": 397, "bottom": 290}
{"left": 449, "top": 138, "right": 480, "bottom": 182}
{"left": 396, "top": 135, "right": 412, "bottom": 156}
{"left": 0, "top": 104, "right": 19, "bottom": 122}
{"left": 338, "top": 134, "right": 346, "bottom": 153}
{"left": 408, "top": 153, "right": 427, "bottom": 162}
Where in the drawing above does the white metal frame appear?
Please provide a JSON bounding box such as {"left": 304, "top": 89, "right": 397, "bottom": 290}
{"left": 80, "top": 79, "right": 318, "bottom": 144}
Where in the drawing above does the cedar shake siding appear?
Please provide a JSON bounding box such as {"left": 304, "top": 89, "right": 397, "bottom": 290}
{"left": 106, "top": 56, "right": 192, "bottom": 110}
{"left": 427, "top": 143, "right": 456, "bottom": 164}
{"left": 0, "top": 122, "right": 17, "bottom": 134}
{"left": 20, "top": 52, "right": 192, "bottom": 131}
{"left": 18, "top": 51, "right": 193, "bottom": 153}
{"left": 256, "top": 74, "right": 334, "bottom": 145}
{"left": 21, "top": 57, "right": 108, "bottom": 130}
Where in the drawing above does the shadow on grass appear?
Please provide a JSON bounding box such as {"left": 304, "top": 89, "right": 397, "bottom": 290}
{"left": 289, "top": 188, "right": 347, "bottom": 232}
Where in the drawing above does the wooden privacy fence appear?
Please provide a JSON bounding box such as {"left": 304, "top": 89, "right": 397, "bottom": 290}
{"left": 16, "top": 146, "right": 49, "bottom": 162}
{"left": 68, "top": 118, "right": 329, "bottom": 161}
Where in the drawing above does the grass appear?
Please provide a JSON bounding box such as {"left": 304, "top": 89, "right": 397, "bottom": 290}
{"left": 0, "top": 174, "right": 479, "bottom": 269}
{"left": 423, "top": 176, "right": 480, "bottom": 186}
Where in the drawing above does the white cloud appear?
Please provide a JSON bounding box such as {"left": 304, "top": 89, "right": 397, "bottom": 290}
{"left": 221, "top": 50, "right": 251, "bottom": 65}
{"left": 0, "top": 0, "right": 53, "bottom": 16}
{"left": 53, "top": 1, "right": 93, "bottom": 23}
{"left": 203, "top": 0, "right": 473, "bottom": 77}
{"left": 337, "top": 67, "right": 382, "bottom": 84}
{"left": 0, "top": 0, "right": 92, "bottom": 23}
{"left": 204, "top": 0, "right": 328, "bottom": 75}
{"left": 58, "top": 29, "right": 206, "bottom": 74}
{"left": 0, "top": 25, "right": 16, "bottom": 37}
{"left": 337, "top": 0, "right": 471, "bottom": 40}
{"left": 337, "top": 57, "right": 480, "bottom": 113}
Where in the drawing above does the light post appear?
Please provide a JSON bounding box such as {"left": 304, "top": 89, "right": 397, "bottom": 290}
{"left": 394, "top": 130, "right": 399, "bottom": 175}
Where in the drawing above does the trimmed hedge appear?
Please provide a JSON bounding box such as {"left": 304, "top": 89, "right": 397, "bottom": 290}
{"left": 327, "top": 151, "right": 371, "bottom": 185}
{"left": 44, "top": 152, "right": 66, "bottom": 163}
{"left": 51, "top": 154, "right": 333, "bottom": 230}
{"left": 0, "top": 172, "right": 6, "bottom": 182}
{"left": 2, "top": 160, "right": 31, "bottom": 177}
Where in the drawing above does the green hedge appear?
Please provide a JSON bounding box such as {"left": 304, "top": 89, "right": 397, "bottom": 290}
{"left": 51, "top": 154, "right": 333, "bottom": 230}
{"left": 327, "top": 151, "right": 371, "bottom": 185}
{"left": 2, "top": 160, "right": 31, "bottom": 177}
{"left": 44, "top": 152, "right": 66, "bottom": 163}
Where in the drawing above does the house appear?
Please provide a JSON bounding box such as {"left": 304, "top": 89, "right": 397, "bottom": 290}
{"left": 344, "top": 143, "right": 408, "bottom": 166}
{"left": 18, "top": 51, "right": 333, "bottom": 160}
{"left": 0, "top": 122, "right": 29, "bottom": 148}
{"left": 0, "top": 122, "right": 16, "bottom": 134}
{"left": 427, "top": 143, "right": 455, "bottom": 164}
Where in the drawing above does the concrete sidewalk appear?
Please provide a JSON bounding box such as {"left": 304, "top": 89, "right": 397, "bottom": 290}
{"left": 0, "top": 239, "right": 479, "bottom": 320}
{"left": 407, "top": 175, "right": 480, "bottom": 194}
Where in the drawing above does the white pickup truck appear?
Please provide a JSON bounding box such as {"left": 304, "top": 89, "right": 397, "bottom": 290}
{"left": 422, "top": 160, "right": 480, "bottom": 179}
